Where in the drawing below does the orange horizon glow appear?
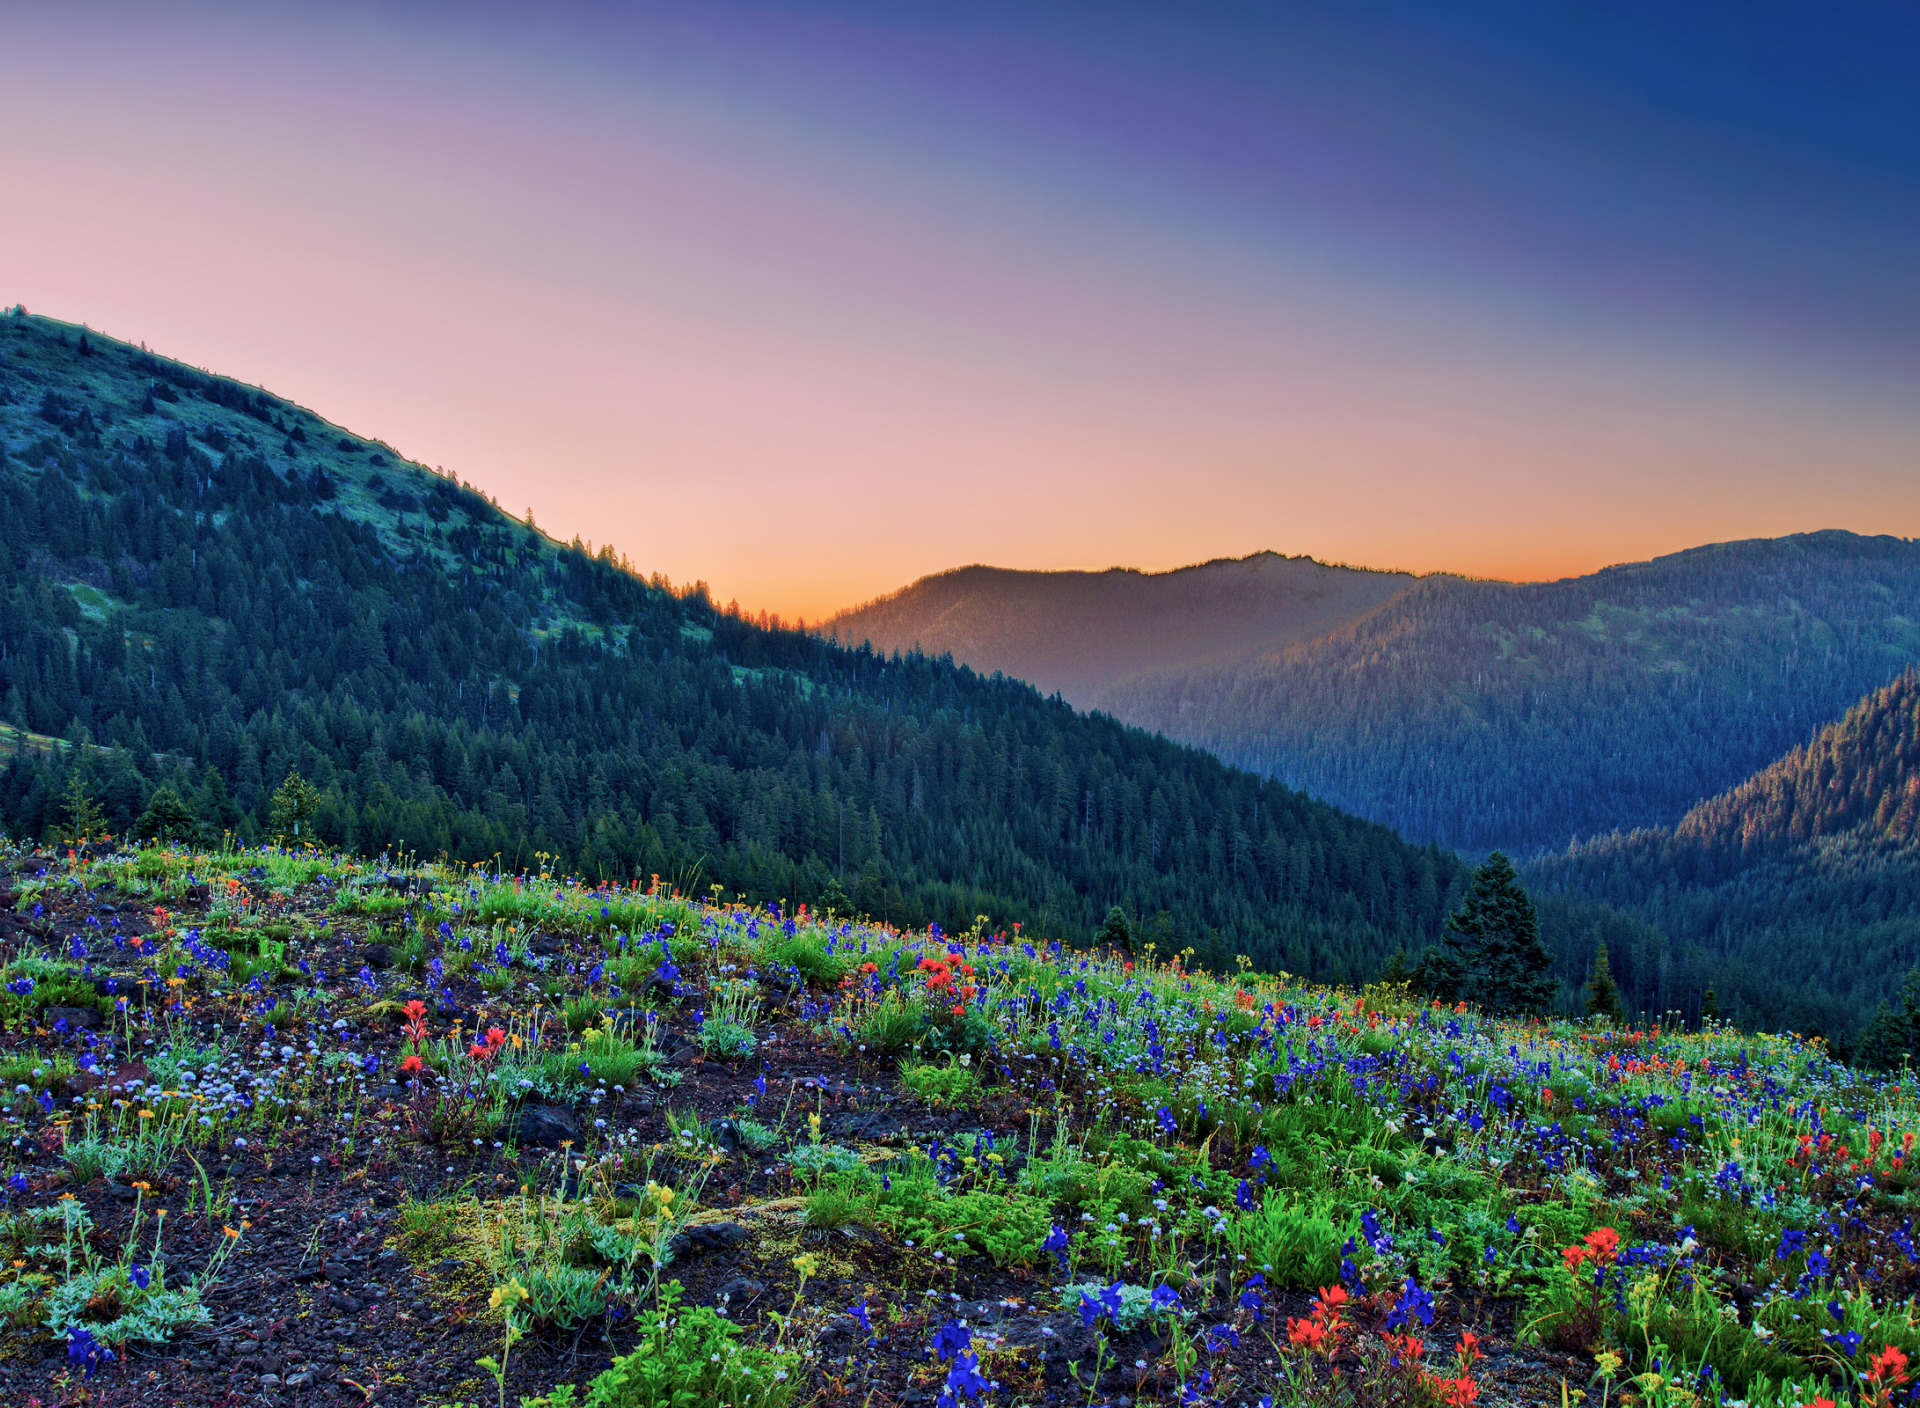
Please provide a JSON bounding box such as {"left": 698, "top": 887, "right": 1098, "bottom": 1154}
{"left": 3, "top": 9, "right": 1915, "bottom": 624}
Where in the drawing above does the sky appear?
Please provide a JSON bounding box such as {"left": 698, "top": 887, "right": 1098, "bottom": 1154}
{"left": 3, "top": 0, "right": 1917, "bottom": 620}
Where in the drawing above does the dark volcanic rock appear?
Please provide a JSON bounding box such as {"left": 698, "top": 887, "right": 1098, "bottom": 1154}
{"left": 362, "top": 944, "right": 393, "bottom": 970}
{"left": 825, "top": 1111, "right": 899, "bottom": 1141}
{"left": 42, "top": 1005, "right": 99, "bottom": 1030}
{"left": 669, "top": 1221, "right": 751, "bottom": 1259}
{"left": 503, "top": 1104, "right": 580, "bottom": 1149}
{"left": 712, "top": 1277, "right": 765, "bottom": 1308}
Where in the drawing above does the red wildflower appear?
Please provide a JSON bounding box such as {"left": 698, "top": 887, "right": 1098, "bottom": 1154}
{"left": 1870, "top": 1345, "right": 1909, "bottom": 1385}
{"left": 399, "top": 1054, "right": 423, "bottom": 1075}
{"left": 1582, "top": 1228, "right": 1621, "bottom": 1264}
{"left": 1287, "top": 1317, "right": 1326, "bottom": 1350}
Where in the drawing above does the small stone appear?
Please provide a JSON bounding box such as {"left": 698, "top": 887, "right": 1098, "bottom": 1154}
{"left": 503, "top": 1104, "right": 580, "bottom": 1150}
{"left": 712, "top": 1277, "right": 765, "bottom": 1307}
{"left": 668, "top": 1221, "right": 751, "bottom": 1258}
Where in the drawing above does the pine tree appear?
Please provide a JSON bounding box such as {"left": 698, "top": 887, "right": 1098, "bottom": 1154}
{"left": 1583, "top": 943, "right": 1627, "bottom": 1025}
{"left": 817, "top": 875, "right": 851, "bottom": 920}
{"left": 1376, "top": 948, "right": 1413, "bottom": 987}
{"left": 268, "top": 770, "right": 319, "bottom": 846}
{"left": 134, "top": 784, "right": 199, "bottom": 844}
{"left": 1857, "top": 998, "right": 1911, "bottom": 1071}
{"left": 1699, "top": 984, "right": 1720, "bottom": 1026}
{"left": 1097, "top": 905, "right": 1133, "bottom": 954}
{"left": 57, "top": 770, "right": 109, "bottom": 846}
{"left": 1413, "top": 943, "right": 1467, "bottom": 1003}
{"left": 1444, "top": 851, "right": 1555, "bottom": 1015}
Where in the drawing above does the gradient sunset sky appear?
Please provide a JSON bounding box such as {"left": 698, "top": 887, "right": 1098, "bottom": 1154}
{"left": 4, "top": 1, "right": 1916, "bottom": 620}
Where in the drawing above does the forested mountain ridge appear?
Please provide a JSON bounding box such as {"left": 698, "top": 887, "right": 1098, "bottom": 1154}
{"left": 0, "top": 309, "right": 1468, "bottom": 976}
{"left": 1669, "top": 668, "right": 1920, "bottom": 854}
{"left": 1102, "top": 534, "right": 1920, "bottom": 854}
{"left": 1526, "top": 671, "right": 1920, "bottom": 1042}
{"left": 825, "top": 553, "right": 1415, "bottom": 706}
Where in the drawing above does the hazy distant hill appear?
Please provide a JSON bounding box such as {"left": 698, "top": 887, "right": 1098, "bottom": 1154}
{"left": 0, "top": 310, "right": 1467, "bottom": 973}
{"left": 1528, "top": 670, "right": 1920, "bottom": 1039}
{"left": 826, "top": 553, "right": 1415, "bottom": 704}
{"left": 1100, "top": 535, "right": 1920, "bottom": 853}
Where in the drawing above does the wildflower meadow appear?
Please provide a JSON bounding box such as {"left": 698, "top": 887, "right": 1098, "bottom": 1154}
{"left": 0, "top": 836, "right": 1913, "bottom": 1408}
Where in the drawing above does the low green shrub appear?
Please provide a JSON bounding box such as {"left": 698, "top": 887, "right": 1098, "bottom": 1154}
{"left": 899, "top": 1058, "right": 980, "bottom": 1107}
{"left": 518, "top": 1281, "right": 798, "bottom": 1408}
{"left": 1225, "top": 1191, "right": 1358, "bottom": 1289}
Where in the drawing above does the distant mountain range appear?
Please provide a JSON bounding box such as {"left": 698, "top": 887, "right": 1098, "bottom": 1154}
{"left": 827, "top": 554, "right": 1413, "bottom": 704}
{"left": 1527, "top": 669, "right": 1920, "bottom": 1039}
{"left": 831, "top": 537, "right": 1920, "bottom": 856}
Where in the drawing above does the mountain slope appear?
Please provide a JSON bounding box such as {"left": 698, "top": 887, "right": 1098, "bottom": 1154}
{"left": 1670, "top": 668, "right": 1920, "bottom": 854}
{"left": 825, "top": 553, "right": 1415, "bottom": 705}
{"left": 1527, "top": 670, "right": 1920, "bottom": 1038}
{"left": 0, "top": 310, "right": 1466, "bottom": 976}
{"left": 1102, "top": 535, "right": 1920, "bottom": 853}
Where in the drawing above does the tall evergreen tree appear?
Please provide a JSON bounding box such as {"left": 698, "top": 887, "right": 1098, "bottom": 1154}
{"left": 1582, "top": 942, "right": 1627, "bottom": 1025}
{"left": 1444, "top": 852, "right": 1555, "bottom": 1015}
{"left": 1412, "top": 943, "right": 1467, "bottom": 1003}
{"left": 268, "top": 770, "right": 319, "bottom": 846}
{"left": 1699, "top": 984, "right": 1720, "bottom": 1026}
{"left": 57, "top": 770, "right": 109, "bottom": 846}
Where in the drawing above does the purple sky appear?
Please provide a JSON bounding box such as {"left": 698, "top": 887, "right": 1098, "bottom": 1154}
{"left": 4, "top": 1, "right": 1915, "bottom": 617}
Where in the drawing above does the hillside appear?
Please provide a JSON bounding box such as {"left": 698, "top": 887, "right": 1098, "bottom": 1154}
{"left": 0, "top": 309, "right": 1465, "bottom": 978}
{"left": 0, "top": 842, "right": 1902, "bottom": 1407}
{"left": 1526, "top": 670, "right": 1920, "bottom": 1040}
{"left": 825, "top": 553, "right": 1414, "bottom": 705}
{"left": 1102, "top": 535, "right": 1920, "bottom": 853}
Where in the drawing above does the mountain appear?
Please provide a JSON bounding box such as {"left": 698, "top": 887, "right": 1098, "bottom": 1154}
{"left": 1114, "top": 536, "right": 1920, "bottom": 855}
{"left": 826, "top": 554, "right": 1415, "bottom": 705}
{"left": 1526, "top": 669, "right": 1920, "bottom": 1039}
{"left": 0, "top": 309, "right": 1466, "bottom": 977}
{"left": 845, "top": 538, "right": 1920, "bottom": 855}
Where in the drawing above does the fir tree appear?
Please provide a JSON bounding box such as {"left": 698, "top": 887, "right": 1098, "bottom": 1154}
{"left": 1376, "top": 948, "right": 1413, "bottom": 987}
{"left": 1097, "top": 905, "right": 1133, "bottom": 954}
{"left": 1413, "top": 943, "right": 1467, "bottom": 1003}
{"left": 817, "top": 875, "right": 851, "bottom": 920}
{"left": 134, "top": 784, "right": 199, "bottom": 844}
{"left": 1699, "top": 984, "right": 1720, "bottom": 1026}
{"left": 1444, "top": 852, "right": 1555, "bottom": 1015}
{"left": 56, "top": 770, "right": 109, "bottom": 846}
{"left": 268, "top": 770, "right": 319, "bottom": 846}
{"left": 1582, "top": 942, "right": 1627, "bottom": 1025}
